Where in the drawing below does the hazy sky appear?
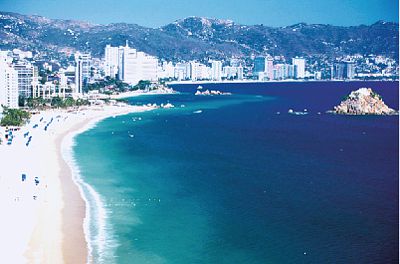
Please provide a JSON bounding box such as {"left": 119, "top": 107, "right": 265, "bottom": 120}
{"left": 0, "top": 0, "right": 398, "bottom": 27}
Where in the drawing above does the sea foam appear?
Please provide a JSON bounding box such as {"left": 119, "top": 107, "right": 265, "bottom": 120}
{"left": 61, "top": 116, "right": 118, "bottom": 264}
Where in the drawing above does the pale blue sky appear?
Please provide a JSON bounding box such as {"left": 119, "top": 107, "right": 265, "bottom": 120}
{"left": 0, "top": 0, "right": 398, "bottom": 27}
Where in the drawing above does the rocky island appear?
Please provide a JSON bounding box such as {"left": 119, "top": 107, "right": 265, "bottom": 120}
{"left": 331, "top": 88, "right": 398, "bottom": 115}
{"left": 195, "top": 90, "right": 232, "bottom": 96}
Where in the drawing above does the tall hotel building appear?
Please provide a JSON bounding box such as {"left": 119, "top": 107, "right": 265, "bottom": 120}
{"left": 112, "top": 43, "right": 158, "bottom": 85}
{"left": 104, "top": 44, "right": 119, "bottom": 78}
{"left": 292, "top": 58, "right": 306, "bottom": 79}
{"left": 75, "top": 53, "right": 91, "bottom": 94}
{"left": 332, "top": 61, "right": 355, "bottom": 80}
{"left": 13, "top": 63, "right": 37, "bottom": 98}
{"left": 211, "top": 60, "right": 222, "bottom": 81}
{"left": 0, "top": 54, "right": 19, "bottom": 108}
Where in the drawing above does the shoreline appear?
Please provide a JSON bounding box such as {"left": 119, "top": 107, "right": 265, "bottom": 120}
{"left": 166, "top": 79, "right": 399, "bottom": 85}
{"left": 0, "top": 104, "right": 156, "bottom": 263}
{"left": 59, "top": 105, "right": 157, "bottom": 263}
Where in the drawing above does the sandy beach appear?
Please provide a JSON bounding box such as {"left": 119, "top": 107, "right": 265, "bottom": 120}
{"left": 0, "top": 104, "right": 156, "bottom": 263}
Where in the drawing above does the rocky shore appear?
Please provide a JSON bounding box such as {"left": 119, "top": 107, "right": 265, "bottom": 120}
{"left": 331, "top": 88, "right": 398, "bottom": 115}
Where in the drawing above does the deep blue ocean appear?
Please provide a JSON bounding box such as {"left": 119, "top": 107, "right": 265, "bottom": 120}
{"left": 74, "top": 81, "right": 399, "bottom": 263}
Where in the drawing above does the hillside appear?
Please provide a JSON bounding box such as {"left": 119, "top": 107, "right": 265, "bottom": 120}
{"left": 0, "top": 12, "right": 398, "bottom": 61}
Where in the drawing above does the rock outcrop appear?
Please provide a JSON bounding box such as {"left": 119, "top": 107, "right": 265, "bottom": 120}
{"left": 195, "top": 90, "right": 231, "bottom": 96}
{"left": 331, "top": 88, "right": 397, "bottom": 115}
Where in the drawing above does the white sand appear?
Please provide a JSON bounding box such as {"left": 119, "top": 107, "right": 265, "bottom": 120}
{"left": 0, "top": 104, "right": 156, "bottom": 263}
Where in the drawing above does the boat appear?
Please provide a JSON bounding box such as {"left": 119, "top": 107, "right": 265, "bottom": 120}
{"left": 193, "top": 110, "right": 203, "bottom": 114}
{"left": 197, "top": 85, "right": 203, "bottom": 90}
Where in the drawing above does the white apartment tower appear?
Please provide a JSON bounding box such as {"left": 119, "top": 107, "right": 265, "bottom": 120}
{"left": 292, "top": 58, "right": 306, "bottom": 79}
{"left": 75, "top": 53, "right": 91, "bottom": 94}
{"left": 211, "top": 60, "right": 222, "bottom": 81}
{"left": 190, "top": 62, "right": 200, "bottom": 81}
{"left": 114, "top": 43, "right": 158, "bottom": 85}
{"left": 0, "top": 59, "right": 19, "bottom": 108}
{"left": 104, "top": 44, "right": 119, "bottom": 78}
{"left": 237, "top": 65, "right": 244, "bottom": 80}
{"left": 265, "top": 57, "right": 274, "bottom": 80}
{"left": 13, "top": 63, "right": 37, "bottom": 98}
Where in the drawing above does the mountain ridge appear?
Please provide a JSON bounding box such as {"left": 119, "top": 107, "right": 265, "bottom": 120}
{"left": 0, "top": 11, "right": 398, "bottom": 62}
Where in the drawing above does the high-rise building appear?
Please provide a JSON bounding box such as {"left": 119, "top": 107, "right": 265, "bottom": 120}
{"left": 274, "top": 64, "right": 285, "bottom": 80}
{"left": 13, "top": 63, "right": 37, "bottom": 98}
{"left": 0, "top": 60, "right": 19, "bottom": 108}
{"left": 332, "top": 61, "right": 355, "bottom": 80}
{"left": 237, "top": 65, "right": 244, "bottom": 80}
{"left": 223, "top": 66, "right": 238, "bottom": 80}
{"left": 159, "top": 61, "right": 175, "bottom": 79}
{"left": 253, "top": 57, "right": 266, "bottom": 76}
{"left": 113, "top": 43, "right": 158, "bottom": 85}
{"left": 189, "top": 62, "right": 199, "bottom": 81}
{"left": 287, "top": 65, "right": 295, "bottom": 79}
{"left": 345, "top": 62, "right": 355, "bottom": 79}
{"left": 75, "top": 53, "right": 91, "bottom": 94}
{"left": 174, "top": 63, "right": 187, "bottom": 81}
{"left": 292, "top": 58, "right": 306, "bottom": 79}
{"left": 265, "top": 57, "right": 274, "bottom": 80}
{"left": 211, "top": 61, "right": 222, "bottom": 81}
{"left": 104, "top": 44, "right": 119, "bottom": 78}
{"left": 199, "top": 64, "right": 211, "bottom": 80}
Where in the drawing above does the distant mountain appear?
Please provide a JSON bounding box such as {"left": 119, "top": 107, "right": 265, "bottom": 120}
{"left": 0, "top": 12, "right": 398, "bottom": 61}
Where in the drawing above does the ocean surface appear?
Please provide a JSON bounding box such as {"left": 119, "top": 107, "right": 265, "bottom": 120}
{"left": 74, "top": 81, "right": 399, "bottom": 264}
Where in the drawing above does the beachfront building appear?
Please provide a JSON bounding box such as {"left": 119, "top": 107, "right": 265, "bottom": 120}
{"left": 253, "top": 56, "right": 275, "bottom": 80}
{"left": 273, "top": 64, "right": 286, "bottom": 80}
{"left": 222, "top": 66, "right": 237, "bottom": 80}
{"left": 292, "top": 57, "right": 306, "bottom": 79}
{"left": 0, "top": 59, "right": 19, "bottom": 108}
{"left": 332, "top": 61, "right": 355, "bottom": 80}
{"left": 199, "top": 64, "right": 211, "bottom": 80}
{"left": 104, "top": 44, "right": 119, "bottom": 78}
{"left": 114, "top": 43, "right": 158, "bottom": 85}
{"left": 158, "top": 61, "right": 175, "bottom": 79}
{"left": 174, "top": 63, "right": 187, "bottom": 81}
{"left": 123, "top": 50, "right": 158, "bottom": 85}
{"left": 237, "top": 65, "right": 244, "bottom": 80}
{"left": 32, "top": 82, "right": 58, "bottom": 99}
{"left": 13, "top": 63, "right": 38, "bottom": 98}
{"left": 287, "top": 64, "right": 295, "bottom": 79}
{"left": 253, "top": 57, "right": 266, "bottom": 77}
{"left": 211, "top": 60, "right": 222, "bottom": 81}
{"left": 189, "top": 62, "right": 199, "bottom": 81}
{"left": 75, "top": 53, "right": 91, "bottom": 94}
{"left": 265, "top": 57, "right": 274, "bottom": 80}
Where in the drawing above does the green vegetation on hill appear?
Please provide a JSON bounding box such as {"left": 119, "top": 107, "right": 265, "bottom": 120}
{"left": 0, "top": 107, "right": 31, "bottom": 127}
{"left": 133, "top": 80, "right": 151, "bottom": 90}
{"left": 87, "top": 78, "right": 155, "bottom": 93}
{"left": 87, "top": 77, "right": 130, "bottom": 92}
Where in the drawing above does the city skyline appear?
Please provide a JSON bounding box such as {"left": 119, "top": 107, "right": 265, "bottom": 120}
{"left": 0, "top": 0, "right": 398, "bottom": 28}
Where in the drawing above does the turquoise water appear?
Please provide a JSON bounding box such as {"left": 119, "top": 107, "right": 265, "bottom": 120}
{"left": 75, "top": 82, "right": 398, "bottom": 263}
